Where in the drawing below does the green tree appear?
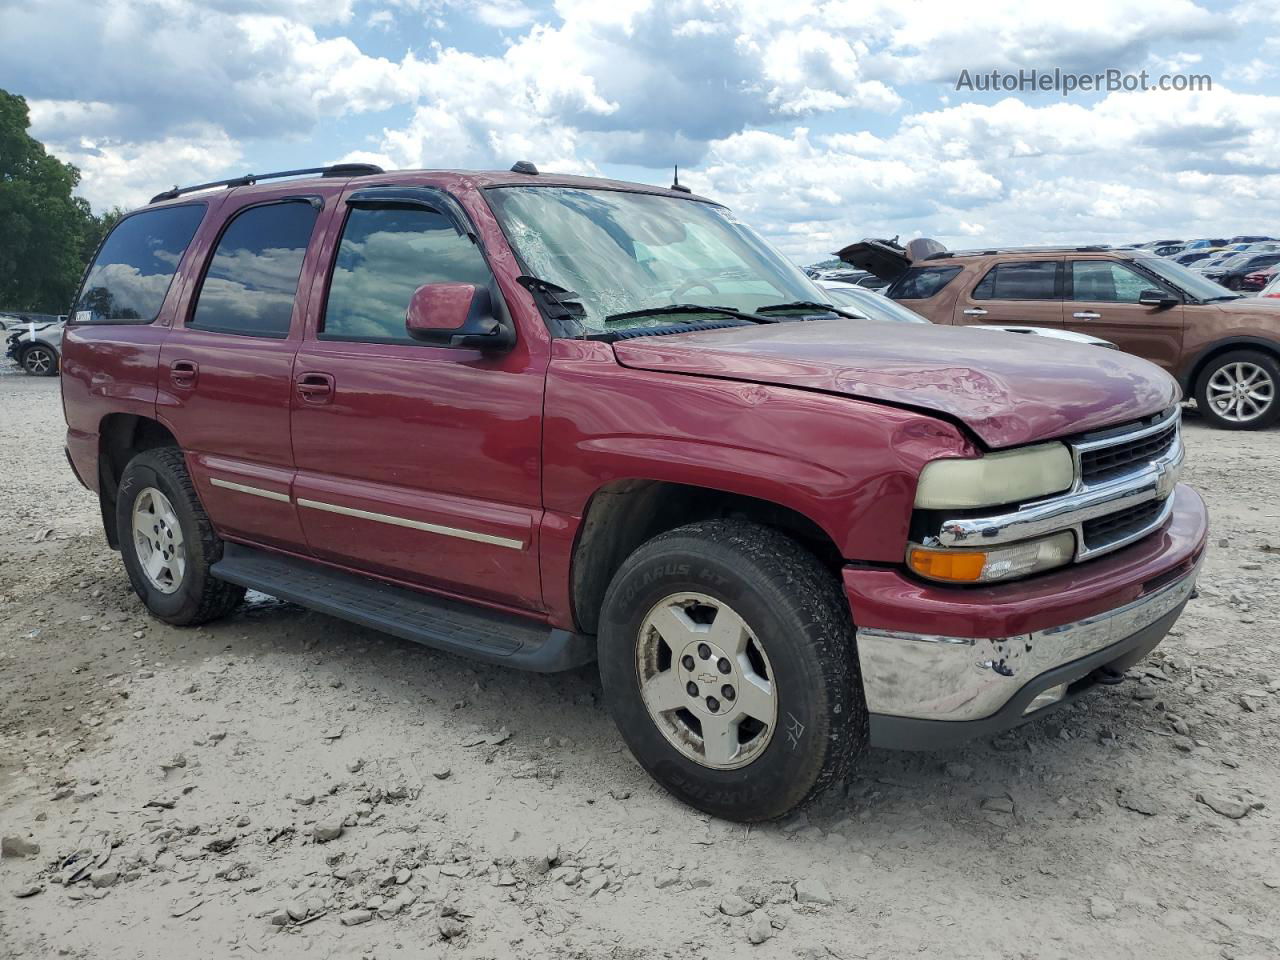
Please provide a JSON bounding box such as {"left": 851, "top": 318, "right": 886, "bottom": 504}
{"left": 0, "top": 88, "right": 100, "bottom": 314}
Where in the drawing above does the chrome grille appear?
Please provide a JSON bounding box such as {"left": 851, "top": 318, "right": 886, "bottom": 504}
{"left": 1081, "top": 499, "right": 1164, "bottom": 552}
{"left": 1080, "top": 421, "right": 1178, "bottom": 486}
{"left": 933, "top": 407, "right": 1183, "bottom": 564}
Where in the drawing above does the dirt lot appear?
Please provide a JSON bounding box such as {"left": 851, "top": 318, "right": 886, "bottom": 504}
{"left": 0, "top": 370, "right": 1277, "bottom": 960}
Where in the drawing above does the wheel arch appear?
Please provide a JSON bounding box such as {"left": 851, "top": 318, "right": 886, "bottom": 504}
{"left": 97, "top": 414, "right": 181, "bottom": 548}
{"left": 568, "top": 478, "right": 844, "bottom": 635}
{"left": 1179, "top": 336, "right": 1280, "bottom": 393}
{"left": 17, "top": 339, "right": 59, "bottom": 372}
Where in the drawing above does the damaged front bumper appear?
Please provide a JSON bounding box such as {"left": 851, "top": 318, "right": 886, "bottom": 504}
{"left": 844, "top": 483, "right": 1207, "bottom": 749}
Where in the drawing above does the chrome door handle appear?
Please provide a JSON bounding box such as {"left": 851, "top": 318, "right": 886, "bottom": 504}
{"left": 962, "top": 308, "right": 988, "bottom": 316}
{"left": 1072, "top": 311, "right": 1101, "bottom": 320}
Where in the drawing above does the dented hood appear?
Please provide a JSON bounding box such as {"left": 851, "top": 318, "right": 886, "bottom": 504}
{"left": 612, "top": 319, "right": 1178, "bottom": 449}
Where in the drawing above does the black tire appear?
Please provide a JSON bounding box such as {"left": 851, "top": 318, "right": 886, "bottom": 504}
{"left": 19, "top": 344, "right": 58, "bottom": 376}
{"left": 598, "top": 519, "right": 865, "bottom": 821}
{"left": 1194, "top": 349, "right": 1280, "bottom": 430}
{"left": 115, "top": 447, "right": 245, "bottom": 626}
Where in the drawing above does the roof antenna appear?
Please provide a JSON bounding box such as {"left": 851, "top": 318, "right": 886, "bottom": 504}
{"left": 670, "top": 164, "right": 691, "bottom": 193}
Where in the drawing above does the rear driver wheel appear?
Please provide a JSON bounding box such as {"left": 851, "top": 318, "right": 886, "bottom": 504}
{"left": 116, "top": 448, "right": 245, "bottom": 626}
{"left": 598, "top": 520, "right": 865, "bottom": 821}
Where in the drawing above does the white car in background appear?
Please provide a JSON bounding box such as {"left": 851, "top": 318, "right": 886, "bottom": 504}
{"left": 5, "top": 317, "right": 65, "bottom": 376}
{"left": 819, "top": 280, "right": 1119, "bottom": 349}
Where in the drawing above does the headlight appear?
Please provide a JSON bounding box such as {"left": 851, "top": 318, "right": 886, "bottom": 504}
{"left": 913, "top": 442, "right": 1074, "bottom": 509}
{"left": 907, "top": 531, "right": 1076, "bottom": 584}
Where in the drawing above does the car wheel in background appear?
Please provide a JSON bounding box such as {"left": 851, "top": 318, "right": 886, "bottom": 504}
{"left": 1195, "top": 350, "right": 1280, "bottom": 430}
{"left": 116, "top": 447, "right": 246, "bottom": 626}
{"left": 19, "top": 345, "right": 58, "bottom": 376}
{"left": 597, "top": 519, "right": 866, "bottom": 821}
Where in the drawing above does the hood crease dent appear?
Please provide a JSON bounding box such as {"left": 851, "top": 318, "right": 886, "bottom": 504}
{"left": 612, "top": 319, "right": 1178, "bottom": 449}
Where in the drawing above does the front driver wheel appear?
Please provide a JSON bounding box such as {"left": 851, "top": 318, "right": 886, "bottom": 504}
{"left": 20, "top": 345, "right": 58, "bottom": 376}
{"left": 598, "top": 520, "right": 865, "bottom": 821}
{"left": 1195, "top": 350, "right": 1280, "bottom": 430}
{"left": 116, "top": 447, "right": 245, "bottom": 626}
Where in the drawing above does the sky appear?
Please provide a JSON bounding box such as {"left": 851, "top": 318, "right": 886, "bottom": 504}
{"left": 2, "top": 0, "right": 1278, "bottom": 264}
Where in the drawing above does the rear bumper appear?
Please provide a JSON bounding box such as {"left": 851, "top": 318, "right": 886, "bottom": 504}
{"left": 844, "top": 483, "right": 1207, "bottom": 747}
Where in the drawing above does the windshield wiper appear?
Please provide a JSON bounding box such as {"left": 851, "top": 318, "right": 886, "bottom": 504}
{"left": 603, "top": 303, "right": 777, "bottom": 325}
{"left": 1202, "top": 294, "right": 1242, "bottom": 302}
{"left": 754, "top": 300, "right": 858, "bottom": 319}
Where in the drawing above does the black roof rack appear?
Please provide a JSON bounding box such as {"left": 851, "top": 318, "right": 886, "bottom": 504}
{"left": 149, "top": 163, "right": 385, "bottom": 204}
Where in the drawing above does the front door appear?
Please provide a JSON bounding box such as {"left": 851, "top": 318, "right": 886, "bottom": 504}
{"left": 158, "top": 188, "right": 336, "bottom": 551}
{"left": 289, "top": 189, "right": 546, "bottom": 611}
{"left": 1063, "top": 259, "right": 1185, "bottom": 372}
{"left": 952, "top": 259, "right": 1064, "bottom": 327}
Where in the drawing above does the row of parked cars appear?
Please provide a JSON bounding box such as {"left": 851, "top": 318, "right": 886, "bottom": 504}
{"left": 816, "top": 234, "right": 1280, "bottom": 295}
{"left": 54, "top": 162, "right": 1210, "bottom": 820}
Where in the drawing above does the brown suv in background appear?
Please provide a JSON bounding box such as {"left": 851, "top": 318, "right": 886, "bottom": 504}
{"left": 837, "top": 239, "right": 1280, "bottom": 430}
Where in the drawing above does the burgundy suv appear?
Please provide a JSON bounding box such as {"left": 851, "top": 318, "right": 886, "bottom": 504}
{"left": 62, "top": 164, "right": 1207, "bottom": 820}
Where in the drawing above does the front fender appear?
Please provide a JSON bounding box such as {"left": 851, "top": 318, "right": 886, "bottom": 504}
{"left": 543, "top": 339, "right": 975, "bottom": 563}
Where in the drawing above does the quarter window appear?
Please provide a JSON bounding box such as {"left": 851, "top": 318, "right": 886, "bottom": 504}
{"left": 189, "top": 201, "right": 319, "bottom": 337}
{"left": 972, "top": 261, "right": 1059, "bottom": 300}
{"left": 887, "top": 266, "right": 962, "bottom": 301}
{"left": 74, "top": 205, "right": 206, "bottom": 323}
{"left": 322, "top": 206, "right": 492, "bottom": 343}
{"left": 1069, "top": 261, "right": 1154, "bottom": 303}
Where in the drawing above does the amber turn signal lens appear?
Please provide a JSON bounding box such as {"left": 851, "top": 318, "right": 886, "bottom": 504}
{"left": 907, "top": 546, "right": 988, "bottom": 583}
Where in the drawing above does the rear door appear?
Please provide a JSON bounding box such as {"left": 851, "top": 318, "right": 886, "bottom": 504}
{"left": 1063, "top": 259, "right": 1184, "bottom": 372}
{"left": 288, "top": 186, "right": 546, "bottom": 611}
{"left": 157, "top": 186, "right": 339, "bottom": 550}
{"left": 952, "top": 260, "right": 1064, "bottom": 327}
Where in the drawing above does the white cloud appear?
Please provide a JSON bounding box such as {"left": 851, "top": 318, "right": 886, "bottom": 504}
{"left": 694, "top": 87, "right": 1280, "bottom": 262}
{"left": 53, "top": 126, "right": 245, "bottom": 211}
{"left": 6, "top": 0, "right": 1280, "bottom": 264}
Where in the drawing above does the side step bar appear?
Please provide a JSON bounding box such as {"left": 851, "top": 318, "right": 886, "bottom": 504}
{"left": 211, "top": 543, "right": 595, "bottom": 673}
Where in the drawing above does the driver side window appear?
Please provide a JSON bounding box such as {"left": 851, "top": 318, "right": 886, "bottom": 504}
{"left": 1069, "top": 261, "right": 1154, "bottom": 303}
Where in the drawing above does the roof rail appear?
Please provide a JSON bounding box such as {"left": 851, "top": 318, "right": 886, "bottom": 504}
{"left": 941, "top": 244, "right": 1115, "bottom": 257}
{"left": 149, "top": 163, "right": 385, "bottom": 204}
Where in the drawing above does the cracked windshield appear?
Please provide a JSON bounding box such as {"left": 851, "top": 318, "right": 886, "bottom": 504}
{"left": 486, "top": 185, "right": 832, "bottom": 334}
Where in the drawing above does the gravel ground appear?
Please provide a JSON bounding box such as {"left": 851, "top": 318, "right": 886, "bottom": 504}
{"left": 0, "top": 372, "right": 1278, "bottom": 960}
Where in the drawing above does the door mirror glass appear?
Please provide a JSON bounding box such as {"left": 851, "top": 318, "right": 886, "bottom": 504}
{"left": 1138, "top": 289, "right": 1179, "bottom": 308}
{"left": 405, "top": 283, "right": 513, "bottom": 350}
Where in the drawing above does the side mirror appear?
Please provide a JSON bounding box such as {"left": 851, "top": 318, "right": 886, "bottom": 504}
{"left": 405, "top": 283, "right": 514, "bottom": 351}
{"left": 1138, "top": 290, "right": 1179, "bottom": 309}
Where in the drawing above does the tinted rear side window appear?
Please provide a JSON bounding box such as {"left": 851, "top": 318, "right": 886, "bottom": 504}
{"left": 972, "top": 261, "right": 1059, "bottom": 300}
{"left": 887, "top": 266, "right": 961, "bottom": 300}
{"left": 189, "top": 201, "right": 319, "bottom": 338}
{"left": 74, "top": 204, "right": 206, "bottom": 323}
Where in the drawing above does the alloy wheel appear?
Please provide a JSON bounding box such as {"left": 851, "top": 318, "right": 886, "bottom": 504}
{"left": 23, "top": 347, "right": 55, "bottom": 375}
{"left": 635, "top": 592, "right": 777, "bottom": 770}
{"left": 131, "top": 487, "right": 186, "bottom": 594}
{"left": 1206, "top": 361, "right": 1275, "bottom": 424}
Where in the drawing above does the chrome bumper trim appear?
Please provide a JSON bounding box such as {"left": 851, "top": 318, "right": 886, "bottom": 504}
{"left": 855, "top": 560, "right": 1199, "bottom": 722}
{"left": 934, "top": 428, "right": 1182, "bottom": 561}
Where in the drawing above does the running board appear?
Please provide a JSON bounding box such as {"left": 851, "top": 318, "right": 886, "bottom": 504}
{"left": 211, "top": 543, "right": 595, "bottom": 673}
